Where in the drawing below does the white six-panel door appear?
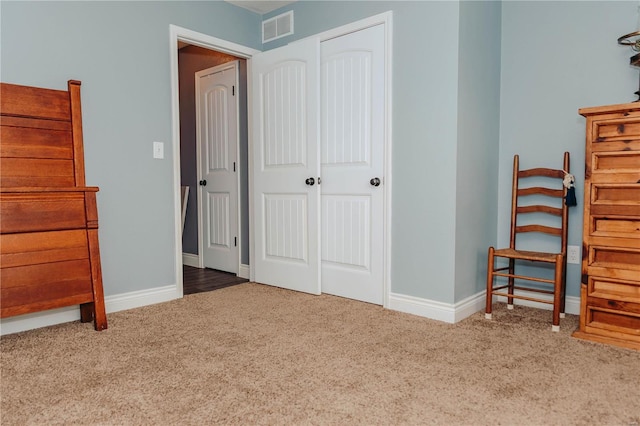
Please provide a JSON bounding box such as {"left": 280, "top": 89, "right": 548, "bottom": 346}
{"left": 196, "top": 62, "right": 239, "bottom": 274}
{"left": 251, "top": 38, "right": 321, "bottom": 294}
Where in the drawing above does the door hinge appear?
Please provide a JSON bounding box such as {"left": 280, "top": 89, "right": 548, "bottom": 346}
{"left": 232, "top": 85, "right": 235, "bottom": 96}
{"left": 234, "top": 237, "right": 237, "bottom": 247}
{"left": 233, "top": 162, "right": 236, "bottom": 172}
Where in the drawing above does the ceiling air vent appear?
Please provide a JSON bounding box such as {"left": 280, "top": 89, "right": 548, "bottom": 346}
{"left": 262, "top": 11, "right": 293, "bottom": 43}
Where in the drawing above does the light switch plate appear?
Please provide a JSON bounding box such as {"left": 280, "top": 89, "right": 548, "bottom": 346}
{"left": 153, "top": 141, "right": 164, "bottom": 159}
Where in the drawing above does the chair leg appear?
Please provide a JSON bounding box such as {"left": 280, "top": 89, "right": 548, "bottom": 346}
{"left": 485, "top": 247, "right": 495, "bottom": 320}
{"left": 507, "top": 258, "right": 515, "bottom": 309}
{"left": 560, "top": 258, "right": 567, "bottom": 319}
{"left": 551, "top": 254, "right": 564, "bottom": 332}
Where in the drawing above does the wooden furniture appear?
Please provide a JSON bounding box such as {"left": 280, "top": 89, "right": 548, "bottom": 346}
{"left": 0, "top": 80, "right": 107, "bottom": 331}
{"left": 572, "top": 103, "right": 640, "bottom": 350}
{"left": 486, "top": 152, "right": 570, "bottom": 331}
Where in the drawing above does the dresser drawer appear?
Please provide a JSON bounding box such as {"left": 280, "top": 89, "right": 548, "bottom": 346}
{"left": 588, "top": 275, "right": 640, "bottom": 304}
{"left": 590, "top": 151, "right": 640, "bottom": 184}
{"left": 589, "top": 215, "right": 640, "bottom": 240}
{"left": 583, "top": 301, "right": 640, "bottom": 343}
{"left": 589, "top": 184, "right": 640, "bottom": 217}
{"left": 591, "top": 184, "right": 640, "bottom": 207}
{"left": 592, "top": 117, "right": 640, "bottom": 152}
{"left": 0, "top": 192, "right": 87, "bottom": 233}
{"left": 588, "top": 245, "right": 640, "bottom": 278}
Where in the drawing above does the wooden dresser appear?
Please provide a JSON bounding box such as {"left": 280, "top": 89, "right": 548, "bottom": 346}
{"left": 572, "top": 103, "right": 640, "bottom": 350}
{"left": 0, "top": 80, "right": 107, "bottom": 331}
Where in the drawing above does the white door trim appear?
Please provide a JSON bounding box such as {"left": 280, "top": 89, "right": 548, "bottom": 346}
{"left": 169, "top": 25, "right": 260, "bottom": 295}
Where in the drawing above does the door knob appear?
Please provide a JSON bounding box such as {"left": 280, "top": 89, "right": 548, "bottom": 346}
{"left": 370, "top": 177, "right": 381, "bottom": 187}
{"left": 199, "top": 180, "right": 207, "bottom": 186}
{"left": 305, "top": 177, "right": 315, "bottom": 186}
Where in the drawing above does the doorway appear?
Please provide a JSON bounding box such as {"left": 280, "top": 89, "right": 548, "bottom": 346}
{"left": 171, "top": 26, "right": 259, "bottom": 295}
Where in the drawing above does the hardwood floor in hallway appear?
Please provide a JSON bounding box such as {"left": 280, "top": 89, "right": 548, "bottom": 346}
{"left": 183, "top": 265, "right": 248, "bottom": 295}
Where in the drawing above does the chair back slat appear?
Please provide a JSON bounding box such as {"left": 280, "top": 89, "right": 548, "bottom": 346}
{"left": 515, "top": 224, "right": 562, "bottom": 236}
{"left": 516, "top": 205, "right": 563, "bottom": 216}
{"left": 518, "top": 168, "right": 565, "bottom": 179}
{"left": 518, "top": 187, "right": 564, "bottom": 197}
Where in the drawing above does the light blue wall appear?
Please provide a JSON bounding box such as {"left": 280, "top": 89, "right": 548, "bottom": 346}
{"left": 0, "top": 1, "right": 261, "bottom": 296}
{"left": 455, "top": 1, "right": 502, "bottom": 302}
{"left": 3, "top": 0, "right": 633, "bottom": 309}
{"left": 499, "top": 1, "right": 638, "bottom": 298}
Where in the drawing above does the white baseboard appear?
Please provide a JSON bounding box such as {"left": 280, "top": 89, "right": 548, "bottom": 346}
{"left": 495, "top": 292, "right": 580, "bottom": 315}
{"left": 0, "top": 307, "right": 80, "bottom": 336}
{"left": 388, "top": 290, "right": 580, "bottom": 324}
{"left": 105, "top": 285, "right": 179, "bottom": 313}
{"left": 239, "top": 264, "right": 250, "bottom": 279}
{"left": 388, "top": 292, "right": 486, "bottom": 324}
{"left": 182, "top": 253, "right": 200, "bottom": 268}
{"left": 0, "top": 285, "right": 181, "bottom": 336}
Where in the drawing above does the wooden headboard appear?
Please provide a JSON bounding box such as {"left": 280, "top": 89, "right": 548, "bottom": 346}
{"left": 1, "top": 81, "right": 86, "bottom": 188}
{"left": 0, "top": 80, "right": 107, "bottom": 331}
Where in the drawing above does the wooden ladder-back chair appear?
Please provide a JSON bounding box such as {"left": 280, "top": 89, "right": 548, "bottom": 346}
{"left": 485, "top": 152, "right": 570, "bottom": 331}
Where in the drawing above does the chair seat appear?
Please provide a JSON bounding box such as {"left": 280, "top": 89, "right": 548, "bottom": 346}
{"left": 492, "top": 247, "right": 562, "bottom": 263}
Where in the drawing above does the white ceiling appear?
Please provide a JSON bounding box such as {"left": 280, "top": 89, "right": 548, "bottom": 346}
{"left": 224, "top": 0, "right": 296, "bottom": 15}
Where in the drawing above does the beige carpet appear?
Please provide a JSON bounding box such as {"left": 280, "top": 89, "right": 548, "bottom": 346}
{"left": 1, "top": 283, "right": 639, "bottom": 425}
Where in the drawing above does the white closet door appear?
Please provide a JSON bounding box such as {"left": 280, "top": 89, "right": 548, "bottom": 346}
{"left": 320, "top": 24, "right": 386, "bottom": 304}
{"left": 251, "top": 38, "right": 321, "bottom": 294}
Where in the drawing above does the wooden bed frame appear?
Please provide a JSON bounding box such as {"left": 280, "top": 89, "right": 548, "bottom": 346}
{"left": 0, "top": 80, "right": 107, "bottom": 331}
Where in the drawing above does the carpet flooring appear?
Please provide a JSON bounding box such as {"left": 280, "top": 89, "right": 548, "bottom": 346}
{"left": 1, "top": 283, "right": 639, "bottom": 425}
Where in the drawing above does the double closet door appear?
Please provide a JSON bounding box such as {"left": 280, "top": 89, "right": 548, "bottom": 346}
{"left": 252, "top": 24, "right": 386, "bottom": 304}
